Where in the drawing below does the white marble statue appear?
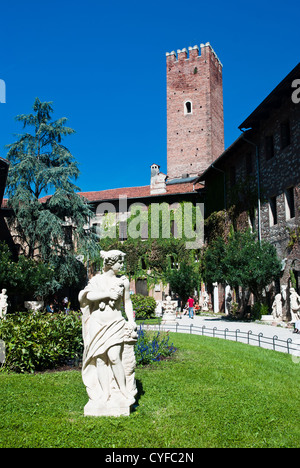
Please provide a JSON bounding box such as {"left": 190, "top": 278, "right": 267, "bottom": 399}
{"left": 202, "top": 290, "right": 209, "bottom": 311}
{"left": 0, "top": 289, "right": 8, "bottom": 318}
{"left": 281, "top": 284, "right": 287, "bottom": 302}
{"left": 24, "top": 301, "right": 44, "bottom": 313}
{"left": 225, "top": 285, "right": 232, "bottom": 315}
{"left": 161, "top": 296, "right": 178, "bottom": 324}
{"left": 79, "top": 250, "right": 138, "bottom": 417}
{"left": 272, "top": 293, "right": 283, "bottom": 321}
{"left": 290, "top": 288, "right": 300, "bottom": 323}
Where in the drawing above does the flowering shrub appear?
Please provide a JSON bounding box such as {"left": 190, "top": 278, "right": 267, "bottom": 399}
{"left": 135, "top": 326, "right": 177, "bottom": 366}
{"left": 131, "top": 294, "right": 157, "bottom": 320}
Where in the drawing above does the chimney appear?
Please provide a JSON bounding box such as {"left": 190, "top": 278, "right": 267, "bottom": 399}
{"left": 150, "top": 163, "right": 167, "bottom": 195}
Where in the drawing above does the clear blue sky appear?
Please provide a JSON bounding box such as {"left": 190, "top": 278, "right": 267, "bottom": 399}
{"left": 0, "top": 0, "right": 299, "bottom": 193}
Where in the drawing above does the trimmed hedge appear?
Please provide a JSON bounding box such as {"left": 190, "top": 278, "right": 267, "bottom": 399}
{"left": 0, "top": 312, "right": 82, "bottom": 373}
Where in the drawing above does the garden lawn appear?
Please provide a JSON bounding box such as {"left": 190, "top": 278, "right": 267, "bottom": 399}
{"left": 0, "top": 333, "right": 299, "bottom": 448}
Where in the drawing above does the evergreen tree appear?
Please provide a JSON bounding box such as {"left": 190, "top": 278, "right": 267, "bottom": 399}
{"left": 6, "top": 98, "right": 98, "bottom": 291}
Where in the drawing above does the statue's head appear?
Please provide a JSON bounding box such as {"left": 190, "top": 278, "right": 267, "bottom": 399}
{"left": 100, "top": 250, "right": 126, "bottom": 273}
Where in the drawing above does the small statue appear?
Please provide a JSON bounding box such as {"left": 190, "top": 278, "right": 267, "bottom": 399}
{"left": 202, "top": 290, "right": 209, "bottom": 311}
{"left": 281, "top": 285, "right": 287, "bottom": 302}
{"left": 79, "top": 250, "right": 137, "bottom": 417}
{"left": 290, "top": 288, "right": 300, "bottom": 323}
{"left": 271, "top": 293, "right": 282, "bottom": 321}
{"left": 0, "top": 289, "right": 8, "bottom": 319}
{"left": 161, "top": 296, "right": 178, "bottom": 324}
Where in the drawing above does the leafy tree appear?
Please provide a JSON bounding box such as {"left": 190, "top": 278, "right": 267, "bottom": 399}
{"left": 5, "top": 98, "right": 98, "bottom": 292}
{"left": 166, "top": 262, "right": 199, "bottom": 306}
{"left": 0, "top": 241, "right": 18, "bottom": 290}
{"left": 0, "top": 241, "right": 57, "bottom": 309}
{"left": 204, "top": 229, "right": 282, "bottom": 307}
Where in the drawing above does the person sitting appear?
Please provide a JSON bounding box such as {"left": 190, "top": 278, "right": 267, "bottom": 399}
{"left": 194, "top": 302, "right": 200, "bottom": 315}
{"left": 293, "top": 320, "right": 300, "bottom": 334}
{"left": 46, "top": 303, "right": 55, "bottom": 313}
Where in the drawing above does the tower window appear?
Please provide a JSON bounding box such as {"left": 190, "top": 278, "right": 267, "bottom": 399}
{"left": 246, "top": 152, "right": 253, "bottom": 175}
{"left": 184, "top": 101, "right": 192, "bottom": 115}
{"left": 280, "top": 120, "right": 290, "bottom": 149}
{"left": 285, "top": 187, "right": 295, "bottom": 220}
{"left": 229, "top": 166, "right": 236, "bottom": 186}
{"left": 265, "top": 135, "right": 274, "bottom": 160}
{"left": 269, "top": 196, "right": 277, "bottom": 226}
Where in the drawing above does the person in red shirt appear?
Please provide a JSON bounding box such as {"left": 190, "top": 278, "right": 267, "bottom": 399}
{"left": 187, "top": 296, "right": 194, "bottom": 319}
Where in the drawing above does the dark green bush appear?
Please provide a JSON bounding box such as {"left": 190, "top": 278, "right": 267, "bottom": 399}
{"left": 131, "top": 294, "right": 157, "bottom": 320}
{"left": 250, "top": 302, "right": 269, "bottom": 320}
{"left": 0, "top": 311, "right": 83, "bottom": 373}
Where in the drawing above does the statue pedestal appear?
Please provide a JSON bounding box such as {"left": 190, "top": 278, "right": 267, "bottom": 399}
{"left": 161, "top": 296, "right": 178, "bottom": 325}
{"left": 261, "top": 315, "right": 274, "bottom": 322}
{"left": 161, "top": 313, "right": 178, "bottom": 325}
{"left": 84, "top": 392, "right": 135, "bottom": 417}
{"left": 84, "top": 402, "right": 132, "bottom": 417}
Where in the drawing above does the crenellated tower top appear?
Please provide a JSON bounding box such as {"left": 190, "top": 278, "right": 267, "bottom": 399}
{"left": 166, "top": 43, "right": 223, "bottom": 68}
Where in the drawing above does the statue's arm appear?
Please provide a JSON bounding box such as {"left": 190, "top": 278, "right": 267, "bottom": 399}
{"left": 123, "top": 278, "right": 135, "bottom": 326}
{"left": 86, "top": 290, "right": 113, "bottom": 302}
{"left": 83, "top": 276, "right": 116, "bottom": 302}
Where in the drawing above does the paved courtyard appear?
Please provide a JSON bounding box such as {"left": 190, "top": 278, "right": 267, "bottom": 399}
{"left": 143, "top": 314, "right": 300, "bottom": 356}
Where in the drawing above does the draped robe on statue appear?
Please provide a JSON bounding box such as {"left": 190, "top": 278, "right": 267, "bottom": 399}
{"left": 79, "top": 272, "right": 137, "bottom": 415}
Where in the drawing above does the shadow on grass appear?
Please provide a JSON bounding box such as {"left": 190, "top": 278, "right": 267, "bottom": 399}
{"left": 132, "top": 379, "right": 144, "bottom": 413}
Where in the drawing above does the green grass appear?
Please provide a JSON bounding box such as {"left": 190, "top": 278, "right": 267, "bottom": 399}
{"left": 0, "top": 333, "right": 299, "bottom": 448}
{"left": 136, "top": 317, "right": 162, "bottom": 325}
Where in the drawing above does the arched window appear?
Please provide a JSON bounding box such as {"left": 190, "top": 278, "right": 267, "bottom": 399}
{"left": 184, "top": 100, "right": 192, "bottom": 115}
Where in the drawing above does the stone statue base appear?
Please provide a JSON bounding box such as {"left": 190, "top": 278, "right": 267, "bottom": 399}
{"left": 84, "top": 402, "right": 132, "bottom": 417}
{"left": 261, "top": 314, "right": 274, "bottom": 322}
{"left": 161, "top": 296, "right": 178, "bottom": 324}
{"left": 161, "top": 313, "right": 178, "bottom": 325}
{"left": 84, "top": 392, "right": 135, "bottom": 417}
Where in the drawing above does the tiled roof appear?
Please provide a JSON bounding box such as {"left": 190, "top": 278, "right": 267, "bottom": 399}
{"left": 79, "top": 185, "right": 151, "bottom": 202}
{"left": 1, "top": 180, "right": 203, "bottom": 208}
{"left": 79, "top": 181, "right": 201, "bottom": 203}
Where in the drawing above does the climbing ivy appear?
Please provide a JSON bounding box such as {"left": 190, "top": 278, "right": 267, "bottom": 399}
{"left": 96, "top": 200, "right": 203, "bottom": 292}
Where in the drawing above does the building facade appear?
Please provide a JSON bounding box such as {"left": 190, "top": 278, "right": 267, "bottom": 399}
{"left": 200, "top": 63, "right": 300, "bottom": 318}
{"left": 0, "top": 158, "right": 16, "bottom": 258}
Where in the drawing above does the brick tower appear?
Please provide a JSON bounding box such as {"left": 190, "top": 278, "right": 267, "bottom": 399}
{"left": 166, "top": 43, "right": 224, "bottom": 179}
